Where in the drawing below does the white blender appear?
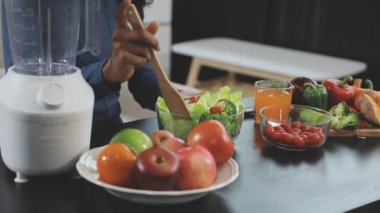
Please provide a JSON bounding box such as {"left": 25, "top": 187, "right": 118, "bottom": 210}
{"left": 0, "top": 0, "right": 100, "bottom": 182}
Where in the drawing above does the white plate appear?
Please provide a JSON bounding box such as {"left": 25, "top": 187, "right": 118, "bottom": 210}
{"left": 76, "top": 146, "right": 239, "bottom": 205}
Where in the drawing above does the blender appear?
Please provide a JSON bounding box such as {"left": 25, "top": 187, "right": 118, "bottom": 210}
{"left": 0, "top": 0, "right": 100, "bottom": 183}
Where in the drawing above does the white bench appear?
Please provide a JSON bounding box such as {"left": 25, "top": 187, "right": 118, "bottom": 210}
{"left": 172, "top": 37, "right": 367, "bottom": 87}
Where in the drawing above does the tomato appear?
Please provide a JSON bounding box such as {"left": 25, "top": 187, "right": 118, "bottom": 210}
{"left": 97, "top": 143, "right": 137, "bottom": 186}
{"left": 290, "top": 132, "right": 299, "bottom": 137}
{"left": 299, "top": 133, "right": 308, "bottom": 140}
{"left": 292, "top": 136, "right": 305, "bottom": 148}
{"left": 269, "top": 132, "right": 282, "bottom": 141}
{"left": 300, "top": 131, "right": 312, "bottom": 137}
{"left": 210, "top": 106, "right": 224, "bottom": 114}
{"left": 308, "top": 126, "right": 319, "bottom": 133}
{"left": 273, "top": 126, "right": 283, "bottom": 132}
{"left": 278, "top": 133, "right": 293, "bottom": 144}
{"left": 280, "top": 124, "right": 292, "bottom": 133}
{"left": 314, "top": 130, "right": 324, "bottom": 138}
{"left": 307, "top": 134, "right": 323, "bottom": 146}
{"left": 273, "top": 126, "right": 286, "bottom": 134}
{"left": 189, "top": 96, "right": 199, "bottom": 104}
{"left": 264, "top": 122, "right": 325, "bottom": 149}
{"left": 290, "top": 121, "right": 301, "bottom": 129}
{"left": 290, "top": 128, "right": 301, "bottom": 133}
{"left": 264, "top": 125, "right": 274, "bottom": 136}
{"left": 187, "top": 120, "right": 234, "bottom": 166}
{"left": 300, "top": 125, "right": 310, "bottom": 132}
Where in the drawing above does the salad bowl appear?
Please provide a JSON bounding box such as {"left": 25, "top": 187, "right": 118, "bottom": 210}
{"left": 156, "top": 86, "right": 244, "bottom": 141}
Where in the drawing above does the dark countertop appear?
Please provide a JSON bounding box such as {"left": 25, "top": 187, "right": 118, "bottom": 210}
{"left": 1, "top": 99, "right": 380, "bottom": 213}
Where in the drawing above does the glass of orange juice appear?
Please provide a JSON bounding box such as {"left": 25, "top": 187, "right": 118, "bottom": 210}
{"left": 254, "top": 80, "right": 294, "bottom": 124}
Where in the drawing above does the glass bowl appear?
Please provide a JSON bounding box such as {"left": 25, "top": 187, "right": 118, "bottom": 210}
{"left": 259, "top": 104, "right": 333, "bottom": 151}
{"left": 156, "top": 104, "right": 244, "bottom": 141}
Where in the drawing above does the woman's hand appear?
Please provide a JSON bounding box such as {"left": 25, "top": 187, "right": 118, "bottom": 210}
{"left": 102, "top": 0, "right": 160, "bottom": 84}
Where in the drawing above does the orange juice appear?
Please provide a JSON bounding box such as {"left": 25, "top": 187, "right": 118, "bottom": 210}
{"left": 254, "top": 81, "right": 293, "bottom": 123}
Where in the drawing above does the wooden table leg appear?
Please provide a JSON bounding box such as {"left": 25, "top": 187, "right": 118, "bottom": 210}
{"left": 186, "top": 58, "right": 202, "bottom": 87}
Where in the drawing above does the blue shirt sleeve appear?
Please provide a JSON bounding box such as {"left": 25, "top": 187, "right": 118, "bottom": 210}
{"left": 128, "top": 63, "right": 160, "bottom": 110}
{"left": 77, "top": 53, "right": 160, "bottom": 127}
{"left": 80, "top": 57, "right": 123, "bottom": 126}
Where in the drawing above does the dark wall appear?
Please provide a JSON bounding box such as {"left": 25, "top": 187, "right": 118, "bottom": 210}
{"left": 171, "top": 0, "right": 380, "bottom": 89}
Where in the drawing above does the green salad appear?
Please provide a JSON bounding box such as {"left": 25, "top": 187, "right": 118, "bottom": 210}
{"left": 156, "top": 86, "right": 245, "bottom": 140}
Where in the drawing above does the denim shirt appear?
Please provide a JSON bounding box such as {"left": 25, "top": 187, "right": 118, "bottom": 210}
{"left": 1, "top": 0, "right": 160, "bottom": 128}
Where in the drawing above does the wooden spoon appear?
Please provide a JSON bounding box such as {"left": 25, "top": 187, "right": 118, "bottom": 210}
{"left": 126, "top": 4, "right": 191, "bottom": 119}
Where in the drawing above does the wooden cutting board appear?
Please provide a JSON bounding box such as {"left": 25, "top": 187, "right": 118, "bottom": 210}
{"left": 329, "top": 128, "right": 380, "bottom": 138}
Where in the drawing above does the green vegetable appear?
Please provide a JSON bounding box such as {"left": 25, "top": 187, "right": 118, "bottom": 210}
{"left": 329, "top": 101, "right": 351, "bottom": 115}
{"left": 362, "top": 79, "right": 373, "bottom": 90}
{"left": 329, "top": 101, "right": 359, "bottom": 130}
{"left": 156, "top": 86, "right": 244, "bottom": 140}
{"left": 218, "top": 99, "right": 237, "bottom": 115}
{"left": 298, "top": 108, "right": 331, "bottom": 123}
{"left": 302, "top": 83, "right": 328, "bottom": 110}
{"left": 330, "top": 113, "right": 359, "bottom": 130}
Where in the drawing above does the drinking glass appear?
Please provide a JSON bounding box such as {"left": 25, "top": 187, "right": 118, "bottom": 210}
{"left": 254, "top": 80, "right": 294, "bottom": 124}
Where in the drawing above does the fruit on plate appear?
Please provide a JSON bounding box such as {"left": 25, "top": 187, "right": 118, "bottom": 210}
{"left": 134, "top": 147, "right": 180, "bottom": 190}
{"left": 176, "top": 145, "right": 217, "bottom": 190}
{"left": 97, "top": 143, "right": 137, "bottom": 186}
{"left": 150, "top": 130, "right": 186, "bottom": 152}
{"left": 150, "top": 130, "right": 174, "bottom": 143}
{"left": 188, "top": 120, "right": 234, "bottom": 166}
{"left": 110, "top": 128, "right": 153, "bottom": 155}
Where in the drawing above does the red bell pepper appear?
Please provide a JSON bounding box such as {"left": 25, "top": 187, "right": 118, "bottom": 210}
{"left": 322, "top": 76, "right": 355, "bottom": 107}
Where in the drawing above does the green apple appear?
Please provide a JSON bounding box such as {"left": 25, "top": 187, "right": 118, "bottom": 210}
{"left": 110, "top": 128, "right": 153, "bottom": 155}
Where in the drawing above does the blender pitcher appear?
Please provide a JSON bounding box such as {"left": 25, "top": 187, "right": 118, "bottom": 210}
{"left": 0, "top": 0, "right": 100, "bottom": 183}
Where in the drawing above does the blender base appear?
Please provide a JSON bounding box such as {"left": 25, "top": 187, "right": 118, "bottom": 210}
{"left": 15, "top": 173, "right": 29, "bottom": 183}
{"left": 0, "top": 68, "right": 94, "bottom": 182}
{"left": 14, "top": 169, "right": 82, "bottom": 183}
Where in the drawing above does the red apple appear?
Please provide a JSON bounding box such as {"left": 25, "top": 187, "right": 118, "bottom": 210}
{"left": 134, "top": 147, "right": 180, "bottom": 190}
{"left": 188, "top": 120, "right": 234, "bottom": 166}
{"left": 158, "top": 137, "right": 187, "bottom": 152}
{"left": 176, "top": 145, "right": 217, "bottom": 190}
{"left": 150, "top": 130, "right": 187, "bottom": 152}
{"left": 150, "top": 130, "right": 174, "bottom": 144}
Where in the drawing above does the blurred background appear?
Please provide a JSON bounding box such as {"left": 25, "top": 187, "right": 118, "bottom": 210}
{"left": 0, "top": 0, "right": 379, "bottom": 119}
{"left": 170, "top": 0, "right": 380, "bottom": 94}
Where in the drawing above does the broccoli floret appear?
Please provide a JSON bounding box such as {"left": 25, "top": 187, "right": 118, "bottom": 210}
{"left": 330, "top": 112, "right": 359, "bottom": 130}
{"left": 340, "top": 113, "right": 360, "bottom": 130}
{"left": 330, "top": 117, "right": 341, "bottom": 130}
{"left": 329, "top": 102, "right": 360, "bottom": 130}
{"left": 329, "top": 102, "right": 351, "bottom": 116}
{"left": 223, "top": 100, "right": 237, "bottom": 115}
